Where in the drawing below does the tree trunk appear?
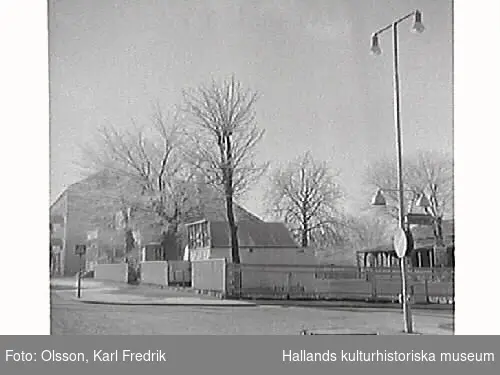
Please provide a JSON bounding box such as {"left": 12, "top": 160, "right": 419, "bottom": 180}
{"left": 301, "top": 222, "right": 308, "bottom": 248}
{"left": 432, "top": 217, "right": 447, "bottom": 267}
{"left": 300, "top": 202, "right": 308, "bottom": 247}
{"left": 171, "top": 220, "right": 180, "bottom": 260}
{"left": 433, "top": 217, "right": 444, "bottom": 246}
{"left": 224, "top": 134, "right": 240, "bottom": 264}
{"left": 161, "top": 222, "right": 181, "bottom": 261}
{"left": 226, "top": 194, "right": 240, "bottom": 264}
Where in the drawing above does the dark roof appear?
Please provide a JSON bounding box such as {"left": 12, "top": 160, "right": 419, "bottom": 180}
{"left": 183, "top": 183, "right": 263, "bottom": 223}
{"left": 208, "top": 221, "right": 298, "bottom": 248}
{"left": 185, "top": 197, "right": 263, "bottom": 223}
{"left": 357, "top": 245, "right": 395, "bottom": 254}
{"left": 411, "top": 219, "right": 454, "bottom": 241}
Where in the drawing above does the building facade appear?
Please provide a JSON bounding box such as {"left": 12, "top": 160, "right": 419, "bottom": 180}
{"left": 50, "top": 171, "right": 264, "bottom": 275}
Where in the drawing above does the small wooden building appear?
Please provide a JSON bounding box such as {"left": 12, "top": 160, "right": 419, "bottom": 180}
{"left": 356, "top": 219, "right": 454, "bottom": 269}
{"left": 186, "top": 219, "right": 317, "bottom": 265}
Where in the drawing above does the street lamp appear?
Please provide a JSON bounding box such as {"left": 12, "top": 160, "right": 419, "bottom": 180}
{"left": 369, "top": 10, "right": 425, "bottom": 334}
{"left": 414, "top": 192, "right": 431, "bottom": 209}
{"left": 412, "top": 10, "right": 425, "bottom": 34}
{"left": 371, "top": 188, "right": 431, "bottom": 212}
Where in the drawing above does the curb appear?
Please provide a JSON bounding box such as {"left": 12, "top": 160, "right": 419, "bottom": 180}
{"left": 70, "top": 296, "right": 451, "bottom": 311}
{"left": 254, "top": 301, "right": 453, "bottom": 311}
{"left": 71, "top": 297, "right": 257, "bottom": 307}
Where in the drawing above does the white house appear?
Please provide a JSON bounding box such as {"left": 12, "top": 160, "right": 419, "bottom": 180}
{"left": 187, "top": 220, "right": 317, "bottom": 265}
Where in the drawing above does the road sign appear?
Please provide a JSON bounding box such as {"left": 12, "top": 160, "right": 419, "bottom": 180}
{"left": 87, "top": 230, "right": 98, "bottom": 241}
{"left": 406, "top": 213, "right": 433, "bottom": 226}
{"left": 393, "top": 228, "right": 414, "bottom": 258}
{"left": 74, "top": 244, "right": 87, "bottom": 298}
{"left": 74, "top": 244, "right": 87, "bottom": 256}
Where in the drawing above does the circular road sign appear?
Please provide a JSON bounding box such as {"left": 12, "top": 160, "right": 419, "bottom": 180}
{"left": 393, "top": 228, "right": 413, "bottom": 258}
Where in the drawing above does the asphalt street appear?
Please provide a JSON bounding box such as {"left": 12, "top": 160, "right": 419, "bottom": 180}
{"left": 51, "top": 289, "right": 454, "bottom": 335}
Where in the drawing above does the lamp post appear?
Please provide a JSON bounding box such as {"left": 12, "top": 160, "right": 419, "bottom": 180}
{"left": 370, "top": 10, "right": 425, "bottom": 334}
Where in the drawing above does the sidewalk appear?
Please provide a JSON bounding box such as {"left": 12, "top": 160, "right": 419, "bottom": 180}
{"left": 51, "top": 278, "right": 256, "bottom": 307}
{"left": 51, "top": 278, "right": 453, "bottom": 311}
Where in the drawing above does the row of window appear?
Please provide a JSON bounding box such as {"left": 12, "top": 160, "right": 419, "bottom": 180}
{"left": 187, "top": 221, "right": 210, "bottom": 249}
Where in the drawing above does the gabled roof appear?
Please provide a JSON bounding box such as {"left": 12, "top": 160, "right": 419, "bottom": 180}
{"left": 411, "top": 219, "right": 454, "bottom": 241}
{"left": 51, "top": 171, "right": 263, "bottom": 226}
{"left": 50, "top": 170, "right": 116, "bottom": 210}
{"left": 186, "top": 197, "right": 263, "bottom": 223}
{"left": 208, "top": 221, "right": 298, "bottom": 248}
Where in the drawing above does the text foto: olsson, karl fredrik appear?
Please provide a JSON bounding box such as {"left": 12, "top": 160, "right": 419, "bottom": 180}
{"left": 5, "top": 349, "right": 167, "bottom": 363}
{"left": 282, "top": 350, "right": 495, "bottom": 363}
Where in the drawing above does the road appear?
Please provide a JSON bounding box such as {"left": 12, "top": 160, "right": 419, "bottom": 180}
{"left": 51, "top": 289, "right": 454, "bottom": 335}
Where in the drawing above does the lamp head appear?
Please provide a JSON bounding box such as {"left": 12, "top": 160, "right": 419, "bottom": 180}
{"left": 371, "top": 189, "right": 387, "bottom": 206}
{"left": 415, "top": 193, "right": 431, "bottom": 208}
{"left": 412, "top": 10, "right": 425, "bottom": 33}
{"left": 370, "top": 33, "right": 382, "bottom": 55}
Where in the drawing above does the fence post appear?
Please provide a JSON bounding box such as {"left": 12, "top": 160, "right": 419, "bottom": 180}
{"left": 370, "top": 270, "right": 377, "bottom": 300}
{"left": 424, "top": 278, "right": 429, "bottom": 304}
{"left": 238, "top": 264, "right": 242, "bottom": 299}
{"left": 286, "top": 272, "right": 292, "bottom": 300}
{"left": 166, "top": 262, "right": 170, "bottom": 287}
{"left": 222, "top": 258, "right": 227, "bottom": 298}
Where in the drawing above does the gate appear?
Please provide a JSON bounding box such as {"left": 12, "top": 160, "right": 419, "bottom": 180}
{"left": 168, "top": 261, "right": 192, "bottom": 286}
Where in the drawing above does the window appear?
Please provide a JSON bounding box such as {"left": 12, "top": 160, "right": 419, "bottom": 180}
{"left": 153, "top": 247, "right": 164, "bottom": 261}
{"left": 188, "top": 221, "right": 210, "bottom": 249}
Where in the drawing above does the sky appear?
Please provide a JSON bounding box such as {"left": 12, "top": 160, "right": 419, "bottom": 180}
{"left": 49, "top": 0, "right": 453, "bottom": 218}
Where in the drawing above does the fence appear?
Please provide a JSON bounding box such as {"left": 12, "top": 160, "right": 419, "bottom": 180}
{"left": 370, "top": 267, "right": 454, "bottom": 304}
{"left": 167, "top": 260, "right": 191, "bottom": 286}
{"left": 140, "top": 261, "right": 191, "bottom": 287}
{"left": 191, "top": 259, "right": 226, "bottom": 294}
{"left": 140, "top": 261, "right": 168, "bottom": 286}
{"left": 94, "top": 263, "right": 128, "bottom": 283}
{"left": 224, "top": 264, "right": 454, "bottom": 303}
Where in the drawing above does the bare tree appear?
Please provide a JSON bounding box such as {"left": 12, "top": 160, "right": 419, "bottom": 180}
{"left": 79, "top": 105, "right": 201, "bottom": 259}
{"left": 365, "top": 150, "right": 454, "bottom": 248}
{"left": 344, "top": 214, "right": 394, "bottom": 250}
{"left": 312, "top": 214, "right": 394, "bottom": 265}
{"left": 266, "top": 152, "right": 343, "bottom": 248}
{"left": 182, "top": 76, "right": 268, "bottom": 264}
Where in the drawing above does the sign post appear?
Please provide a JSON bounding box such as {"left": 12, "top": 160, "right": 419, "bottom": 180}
{"left": 393, "top": 228, "right": 414, "bottom": 332}
{"left": 74, "top": 245, "right": 87, "bottom": 298}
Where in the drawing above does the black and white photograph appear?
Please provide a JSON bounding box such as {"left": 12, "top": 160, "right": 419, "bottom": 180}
{"left": 48, "top": 0, "right": 455, "bottom": 335}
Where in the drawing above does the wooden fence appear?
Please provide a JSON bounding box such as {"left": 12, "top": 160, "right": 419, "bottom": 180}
{"left": 140, "top": 261, "right": 191, "bottom": 287}
{"left": 223, "top": 264, "right": 454, "bottom": 304}
{"left": 94, "top": 263, "right": 128, "bottom": 283}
